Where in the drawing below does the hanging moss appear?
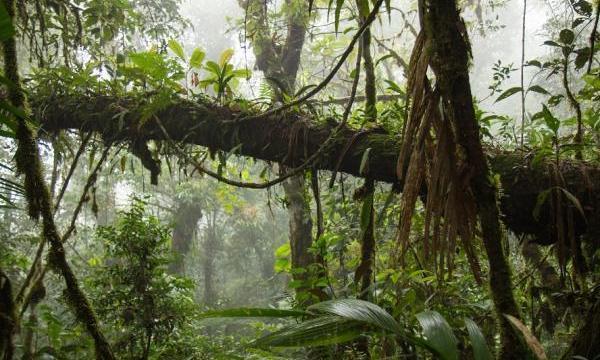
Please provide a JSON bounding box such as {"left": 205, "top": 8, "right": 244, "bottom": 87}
{"left": 421, "top": 0, "right": 528, "bottom": 357}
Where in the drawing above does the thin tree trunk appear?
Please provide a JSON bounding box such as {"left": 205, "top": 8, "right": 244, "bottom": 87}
{"left": 21, "top": 303, "right": 39, "bottom": 360}
{"left": 520, "top": 0, "right": 526, "bottom": 147}
{"left": 203, "top": 210, "right": 218, "bottom": 307}
{"left": 356, "top": 0, "right": 377, "bottom": 123}
{"left": 282, "top": 174, "right": 323, "bottom": 303}
{"left": 21, "top": 281, "right": 45, "bottom": 360}
{"left": 354, "top": 0, "right": 378, "bottom": 304}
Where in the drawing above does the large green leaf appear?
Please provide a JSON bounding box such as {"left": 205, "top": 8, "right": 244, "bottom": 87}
{"left": 168, "top": 39, "right": 186, "bottom": 61}
{"left": 204, "top": 61, "right": 221, "bottom": 76}
{"left": 199, "top": 307, "right": 306, "bottom": 319}
{"left": 527, "top": 85, "right": 550, "bottom": 96}
{"left": 253, "top": 315, "right": 363, "bottom": 348}
{"left": 559, "top": 187, "right": 586, "bottom": 220}
{"left": 495, "top": 86, "right": 522, "bottom": 103}
{"left": 541, "top": 104, "right": 560, "bottom": 133}
{"left": 559, "top": 29, "right": 574, "bottom": 45}
{"left": 189, "top": 48, "right": 205, "bottom": 69}
{"left": 308, "top": 299, "right": 402, "bottom": 334}
{"left": 128, "top": 52, "right": 169, "bottom": 80}
{"left": 464, "top": 318, "right": 492, "bottom": 360}
{"left": 218, "top": 48, "right": 234, "bottom": 67}
{"left": 416, "top": 311, "right": 459, "bottom": 360}
{"left": 232, "top": 68, "right": 251, "bottom": 79}
{"left": 334, "top": 0, "right": 344, "bottom": 33}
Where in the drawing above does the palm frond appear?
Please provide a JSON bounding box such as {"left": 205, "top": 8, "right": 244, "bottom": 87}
{"left": 253, "top": 315, "right": 363, "bottom": 348}
{"left": 416, "top": 310, "right": 459, "bottom": 360}
{"left": 308, "top": 299, "right": 402, "bottom": 334}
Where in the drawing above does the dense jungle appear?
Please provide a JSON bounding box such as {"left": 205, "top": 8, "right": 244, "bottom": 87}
{"left": 0, "top": 0, "right": 599, "bottom": 358}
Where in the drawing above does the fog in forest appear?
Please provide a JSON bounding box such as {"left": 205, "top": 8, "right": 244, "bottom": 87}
{"left": 1, "top": 0, "right": 598, "bottom": 358}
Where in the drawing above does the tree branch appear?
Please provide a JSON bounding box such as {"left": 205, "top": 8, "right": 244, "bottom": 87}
{"left": 32, "top": 93, "right": 600, "bottom": 246}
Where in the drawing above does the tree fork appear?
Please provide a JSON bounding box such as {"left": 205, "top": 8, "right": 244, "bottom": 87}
{"left": 238, "top": 0, "right": 328, "bottom": 306}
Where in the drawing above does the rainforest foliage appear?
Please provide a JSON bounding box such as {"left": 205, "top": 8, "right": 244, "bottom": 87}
{"left": 0, "top": 0, "right": 599, "bottom": 359}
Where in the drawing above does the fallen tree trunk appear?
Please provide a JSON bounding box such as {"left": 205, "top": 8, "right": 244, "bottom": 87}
{"left": 33, "top": 93, "right": 600, "bottom": 247}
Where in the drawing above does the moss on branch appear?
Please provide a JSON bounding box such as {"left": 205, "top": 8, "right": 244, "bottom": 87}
{"left": 31, "top": 93, "right": 600, "bottom": 249}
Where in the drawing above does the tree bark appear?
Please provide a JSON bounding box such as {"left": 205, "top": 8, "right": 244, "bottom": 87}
{"left": 282, "top": 175, "right": 319, "bottom": 294}
{"left": 0, "top": 270, "right": 15, "bottom": 360}
{"left": 356, "top": 0, "right": 377, "bottom": 122}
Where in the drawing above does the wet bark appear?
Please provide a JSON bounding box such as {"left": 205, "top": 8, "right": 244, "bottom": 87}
{"left": 21, "top": 304, "right": 38, "bottom": 360}
{"left": 356, "top": 0, "right": 377, "bottom": 122}
{"left": 20, "top": 281, "right": 45, "bottom": 360}
{"left": 354, "top": 0, "right": 377, "bottom": 304}
{"left": 355, "top": 180, "right": 375, "bottom": 300}
{"left": 282, "top": 175, "right": 319, "bottom": 298}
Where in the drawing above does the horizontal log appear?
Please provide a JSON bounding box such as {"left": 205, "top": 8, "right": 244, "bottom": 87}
{"left": 33, "top": 93, "right": 600, "bottom": 246}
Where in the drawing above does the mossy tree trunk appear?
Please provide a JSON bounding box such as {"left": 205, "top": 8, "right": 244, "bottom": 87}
{"left": 34, "top": 93, "right": 600, "bottom": 248}
{"left": 1, "top": 0, "right": 114, "bottom": 358}
{"left": 421, "top": 0, "right": 527, "bottom": 357}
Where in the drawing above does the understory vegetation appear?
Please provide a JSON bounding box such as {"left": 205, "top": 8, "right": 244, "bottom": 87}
{"left": 0, "top": 0, "right": 599, "bottom": 359}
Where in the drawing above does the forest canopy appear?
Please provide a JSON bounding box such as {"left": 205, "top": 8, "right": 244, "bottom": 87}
{"left": 0, "top": 0, "right": 599, "bottom": 359}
